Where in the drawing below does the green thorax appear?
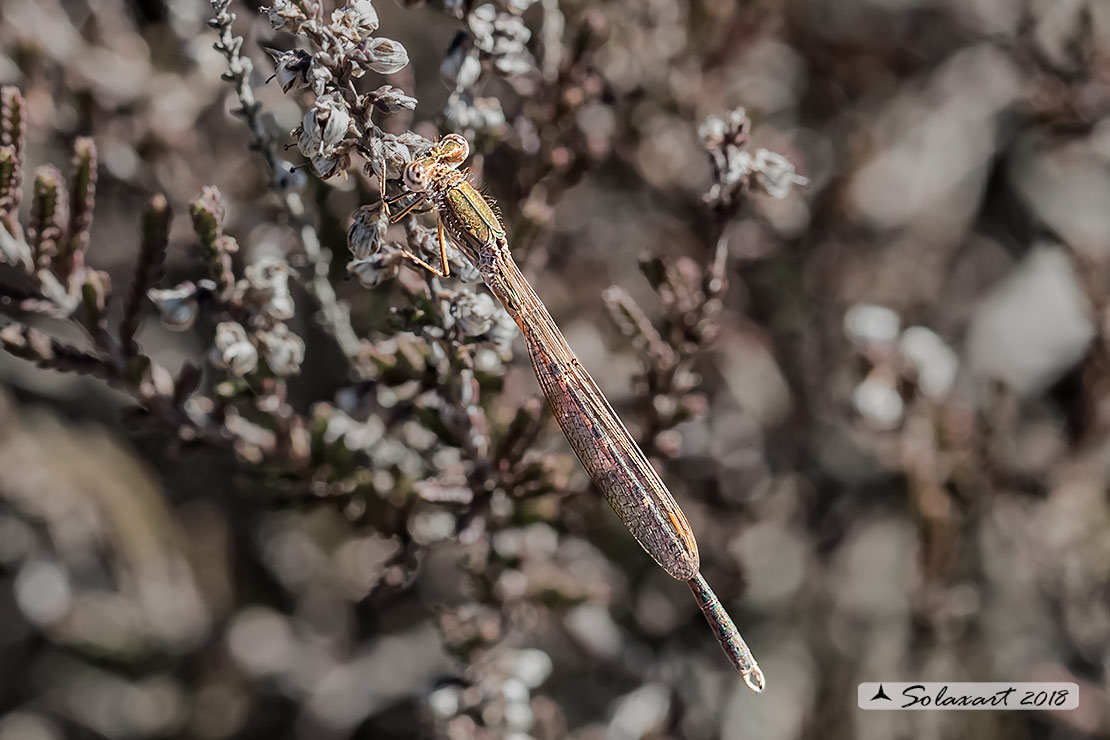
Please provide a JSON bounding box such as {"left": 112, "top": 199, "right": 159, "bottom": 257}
{"left": 432, "top": 170, "right": 505, "bottom": 252}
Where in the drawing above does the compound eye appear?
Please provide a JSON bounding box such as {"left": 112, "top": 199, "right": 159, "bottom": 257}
{"left": 438, "top": 134, "right": 470, "bottom": 166}
{"left": 403, "top": 163, "right": 427, "bottom": 192}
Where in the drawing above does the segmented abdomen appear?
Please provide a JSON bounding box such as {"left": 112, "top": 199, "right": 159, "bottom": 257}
{"left": 487, "top": 254, "right": 700, "bottom": 581}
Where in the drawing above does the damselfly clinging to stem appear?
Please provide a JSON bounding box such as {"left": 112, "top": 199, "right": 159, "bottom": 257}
{"left": 372, "top": 134, "right": 764, "bottom": 692}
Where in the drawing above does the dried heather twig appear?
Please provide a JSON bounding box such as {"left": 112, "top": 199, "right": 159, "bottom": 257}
{"left": 120, "top": 195, "right": 171, "bottom": 356}
{"left": 27, "top": 165, "right": 67, "bottom": 274}
{"left": 209, "top": 0, "right": 370, "bottom": 376}
{"left": 190, "top": 186, "right": 237, "bottom": 300}
{"left": 0, "top": 86, "right": 24, "bottom": 237}
{"left": 56, "top": 136, "right": 97, "bottom": 286}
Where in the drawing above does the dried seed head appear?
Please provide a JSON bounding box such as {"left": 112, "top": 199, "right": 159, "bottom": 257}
{"left": 465, "top": 4, "right": 535, "bottom": 79}
{"left": 493, "top": 51, "right": 533, "bottom": 78}
{"left": 307, "top": 61, "right": 334, "bottom": 97}
{"left": 265, "top": 48, "right": 313, "bottom": 92}
{"left": 699, "top": 108, "right": 750, "bottom": 150}
{"left": 358, "top": 37, "right": 411, "bottom": 75}
{"left": 444, "top": 95, "right": 505, "bottom": 135}
{"left": 148, "top": 282, "right": 201, "bottom": 331}
{"left": 365, "top": 134, "right": 416, "bottom": 180}
{"left": 241, "top": 257, "right": 295, "bottom": 321}
{"left": 853, "top": 371, "right": 904, "bottom": 430}
{"left": 469, "top": 4, "right": 498, "bottom": 50}
{"left": 452, "top": 291, "right": 498, "bottom": 336}
{"left": 310, "top": 150, "right": 351, "bottom": 179}
{"left": 261, "top": 0, "right": 306, "bottom": 31}
{"left": 348, "top": 251, "right": 400, "bottom": 288}
{"left": 301, "top": 92, "right": 351, "bottom": 156}
{"left": 488, "top": 307, "right": 519, "bottom": 356}
{"left": 751, "top": 148, "right": 809, "bottom": 199}
{"left": 211, "top": 321, "right": 259, "bottom": 376}
{"left": 899, "top": 326, "right": 958, "bottom": 400}
{"left": 257, "top": 323, "right": 306, "bottom": 376}
{"left": 347, "top": 205, "right": 388, "bottom": 260}
{"left": 331, "top": 0, "right": 379, "bottom": 41}
{"left": 368, "top": 84, "right": 418, "bottom": 114}
{"left": 700, "top": 108, "right": 806, "bottom": 205}
{"left": 493, "top": 13, "right": 530, "bottom": 46}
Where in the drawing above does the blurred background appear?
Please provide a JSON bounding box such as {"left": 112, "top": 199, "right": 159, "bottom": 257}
{"left": 0, "top": 0, "right": 1108, "bottom": 738}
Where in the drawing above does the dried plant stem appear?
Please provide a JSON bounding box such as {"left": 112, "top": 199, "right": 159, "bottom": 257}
{"left": 209, "top": 0, "right": 280, "bottom": 178}
{"left": 208, "top": 0, "right": 369, "bottom": 377}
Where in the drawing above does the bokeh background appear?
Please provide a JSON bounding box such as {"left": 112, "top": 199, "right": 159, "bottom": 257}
{"left": 0, "top": 0, "right": 1108, "bottom": 738}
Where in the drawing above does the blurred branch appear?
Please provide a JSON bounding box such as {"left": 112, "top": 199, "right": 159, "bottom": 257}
{"left": 120, "top": 195, "right": 171, "bottom": 356}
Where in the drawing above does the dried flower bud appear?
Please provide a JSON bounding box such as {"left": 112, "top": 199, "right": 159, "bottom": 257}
{"left": 148, "top": 282, "right": 200, "bottom": 331}
{"left": 348, "top": 252, "right": 400, "bottom": 288}
{"left": 300, "top": 92, "right": 351, "bottom": 158}
{"left": 444, "top": 95, "right": 505, "bottom": 135}
{"left": 701, "top": 108, "right": 805, "bottom": 206}
{"left": 450, "top": 246, "right": 481, "bottom": 283}
{"left": 358, "top": 37, "right": 410, "bottom": 75}
{"left": 469, "top": 4, "right": 498, "bottom": 51}
{"left": 241, "top": 257, "right": 295, "bottom": 320}
{"left": 452, "top": 291, "right": 498, "bottom": 336}
{"left": 493, "top": 13, "right": 531, "bottom": 45}
{"left": 307, "top": 151, "right": 349, "bottom": 179}
{"left": 724, "top": 148, "right": 753, "bottom": 186}
{"left": 307, "top": 61, "right": 334, "bottom": 97}
{"left": 348, "top": 205, "right": 388, "bottom": 259}
{"left": 699, "top": 108, "right": 751, "bottom": 150}
{"left": 256, "top": 322, "right": 305, "bottom": 376}
{"left": 698, "top": 116, "right": 729, "bottom": 149}
{"left": 393, "top": 130, "right": 429, "bottom": 150}
{"left": 845, "top": 303, "right": 901, "bottom": 348}
{"left": 331, "top": 0, "right": 379, "bottom": 41}
{"left": 60, "top": 137, "right": 97, "bottom": 284}
{"left": 853, "top": 371, "right": 904, "bottom": 430}
{"left": 493, "top": 51, "right": 534, "bottom": 78}
{"left": 211, "top": 321, "right": 258, "bottom": 376}
{"left": 441, "top": 34, "right": 479, "bottom": 90}
{"left": 488, "top": 308, "right": 518, "bottom": 355}
{"left": 261, "top": 0, "right": 305, "bottom": 31}
{"left": 366, "top": 134, "right": 418, "bottom": 180}
{"left": 382, "top": 134, "right": 415, "bottom": 171}
{"left": 367, "top": 84, "right": 417, "bottom": 114}
{"left": 265, "top": 48, "right": 313, "bottom": 92}
{"left": 81, "top": 269, "right": 111, "bottom": 331}
{"left": 415, "top": 478, "right": 475, "bottom": 504}
{"left": 899, "top": 326, "right": 958, "bottom": 400}
{"left": 751, "top": 148, "right": 808, "bottom": 199}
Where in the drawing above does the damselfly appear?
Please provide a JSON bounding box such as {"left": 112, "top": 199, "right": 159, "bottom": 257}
{"left": 378, "top": 134, "right": 764, "bottom": 692}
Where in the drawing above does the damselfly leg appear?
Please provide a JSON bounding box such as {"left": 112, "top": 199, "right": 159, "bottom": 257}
{"left": 380, "top": 183, "right": 451, "bottom": 278}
